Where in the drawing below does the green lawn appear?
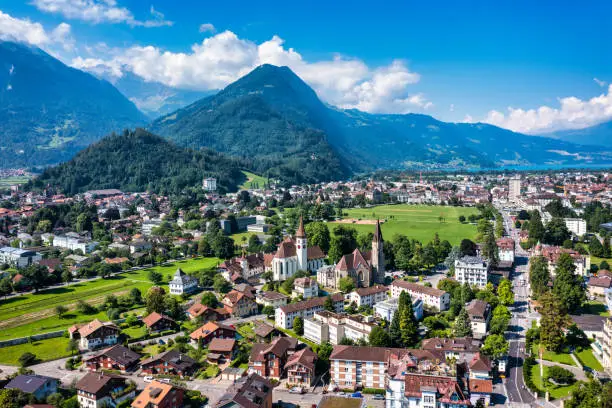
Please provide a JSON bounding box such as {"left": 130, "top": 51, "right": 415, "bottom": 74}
{"left": 531, "top": 363, "right": 580, "bottom": 400}
{"left": 532, "top": 344, "right": 576, "bottom": 366}
{"left": 591, "top": 255, "right": 611, "bottom": 268}
{"left": 231, "top": 232, "right": 258, "bottom": 245}
{"left": 0, "top": 336, "right": 73, "bottom": 365}
{"left": 240, "top": 171, "right": 268, "bottom": 190}
{"left": 122, "top": 325, "right": 148, "bottom": 340}
{"left": 578, "top": 301, "right": 609, "bottom": 317}
{"left": 329, "top": 204, "right": 479, "bottom": 245}
{"left": 0, "top": 257, "right": 219, "bottom": 340}
{"left": 575, "top": 348, "right": 604, "bottom": 372}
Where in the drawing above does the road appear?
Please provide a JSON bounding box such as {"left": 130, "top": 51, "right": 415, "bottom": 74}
{"left": 499, "top": 207, "right": 539, "bottom": 406}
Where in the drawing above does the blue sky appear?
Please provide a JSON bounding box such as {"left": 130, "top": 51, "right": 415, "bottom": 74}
{"left": 1, "top": 0, "right": 612, "bottom": 133}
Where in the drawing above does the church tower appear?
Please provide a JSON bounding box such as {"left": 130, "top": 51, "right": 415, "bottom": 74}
{"left": 296, "top": 216, "right": 308, "bottom": 271}
{"left": 371, "top": 219, "right": 385, "bottom": 283}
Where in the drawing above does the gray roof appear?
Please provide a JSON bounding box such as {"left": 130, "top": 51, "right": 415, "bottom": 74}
{"left": 6, "top": 375, "right": 56, "bottom": 394}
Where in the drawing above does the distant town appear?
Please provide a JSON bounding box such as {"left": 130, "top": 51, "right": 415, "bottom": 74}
{"left": 0, "top": 169, "right": 610, "bottom": 408}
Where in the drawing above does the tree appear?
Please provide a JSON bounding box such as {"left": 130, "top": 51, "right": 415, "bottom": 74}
{"left": 398, "top": 291, "right": 418, "bottom": 347}
{"left": 459, "top": 239, "right": 477, "bottom": 256}
{"left": 76, "top": 300, "right": 97, "bottom": 314}
{"left": 544, "top": 218, "right": 571, "bottom": 246}
{"left": 458, "top": 215, "right": 466, "bottom": 223}
{"left": 453, "top": 307, "right": 473, "bottom": 337}
{"left": 18, "top": 352, "right": 37, "bottom": 367}
{"left": 389, "top": 309, "right": 402, "bottom": 347}
{"left": 328, "top": 226, "right": 358, "bottom": 263}
{"left": 529, "top": 256, "right": 550, "bottom": 299}
{"left": 200, "top": 292, "right": 218, "bottom": 307}
{"left": 0, "top": 388, "right": 31, "bottom": 408}
{"left": 601, "top": 260, "right": 611, "bottom": 271}
{"left": 565, "top": 380, "right": 612, "bottom": 408}
{"left": 481, "top": 334, "right": 509, "bottom": 359}
{"left": 546, "top": 365, "right": 575, "bottom": 385}
{"left": 481, "top": 232, "right": 499, "bottom": 266}
{"left": 589, "top": 238, "right": 605, "bottom": 257}
{"left": 145, "top": 286, "right": 167, "bottom": 314}
{"left": 539, "top": 291, "right": 569, "bottom": 352}
{"left": 305, "top": 222, "right": 331, "bottom": 253}
{"left": 338, "top": 277, "right": 355, "bottom": 294}
{"left": 148, "top": 270, "right": 163, "bottom": 284}
{"left": 129, "top": 288, "right": 142, "bottom": 304}
{"left": 293, "top": 316, "right": 304, "bottom": 335}
{"left": 262, "top": 305, "right": 274, "bottom": 316}
{"left": 66, "top": 339, "right": 79, "bottom": 356}
{"left": 0, "top": 278, "right": 12, "bottom": 298}
{"left": 213, "top": 275, "right": 231, "bottom": 294}
{"left": 55, "top": 305, "right": 68, "bottom": 318}
{"left": 497, "top": 279, "right": 514, "bottom": 306}
{"left": 61, "top": 269, "right": 73, "bottom": 285}
{"left": 22, "top": 264, "right": 48, "bottom": 293}
{"left": 552, "top": 253, "right": 586, "bottom": 313}
{"left": 460, "top": 282, "right": 474, "bottom": 304}
{"left": 529, "top": 211, "right": 545, "bottom": 242}
{"left": 369, "top": 326, "right": 391, "bottom": 347}
{"left": 324, "top": 296, "right": 334, "bottom": 312}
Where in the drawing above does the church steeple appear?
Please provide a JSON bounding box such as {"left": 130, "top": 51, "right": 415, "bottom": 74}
{"left": 371, "top": 219, "right": 385, "bottom": 284}
{"left": 373, "top": 219, "right": 383, "bottom": 243}
{"left": 296, "top": 216, "right": 306, "bottom": 238}
{"left": 296, "top": 215, "right": 308, "bottom": 271}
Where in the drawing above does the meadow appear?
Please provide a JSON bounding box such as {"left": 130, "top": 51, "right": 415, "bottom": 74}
{"left": 240, "top": 171, "right": 268, "bottom": 190}
{"left": 329, "top": 204, "right": 480, "bottom": 245}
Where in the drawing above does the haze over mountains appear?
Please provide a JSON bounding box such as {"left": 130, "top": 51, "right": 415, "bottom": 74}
{"left": 1, "top": 40, "right": 611, "bottom": 184}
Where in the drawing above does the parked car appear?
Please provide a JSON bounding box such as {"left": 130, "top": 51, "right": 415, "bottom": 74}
{"left": 351, "top": 392, "right": 363, "bottom": 398}
{"left": 143, "top": 376, "right": 153, "bottom": 383}
{"left": 289, "top": 387, "right": 305, "bottom": 394}
{"left": 159, "top": 378, "right": 171, "bottom": 384}
{"left": 373, "top": 395, "right": 385, "bottom": 400}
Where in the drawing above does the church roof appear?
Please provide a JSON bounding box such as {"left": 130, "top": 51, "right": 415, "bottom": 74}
{"left": 296, "top": 216, "right": 306, "bottom": 238}
{"left": 275, "top": 238, "right": 296, "bottom": 258}
{"left": 336, "top": 249, "right": 371, "bottom": 272}
{"left": 373, "top": 219, "right": 383, "bottom": 243}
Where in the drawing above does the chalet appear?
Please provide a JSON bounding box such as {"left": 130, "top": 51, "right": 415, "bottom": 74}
{"left": 208, "top": 338, "right": 237, "bottom": 363}
{"left": 76, "top": 372, "right": 136, "bottom": 408}
{"left": 248, "top": 337, "right": 297, "bottom": 380}
{"left": 69, "top": 319, "right": 120, "bottom": 350}
{"left": 253, "top": 321, "right": 280, "bottom": 343}
{"left": 142, "top": 312, "right": 177, "bottom": 334}
{"left": 141, "top": 349, "right": 198, "bottom": 378}
{"left": 186, "top": 304, "right": 230, "bottom": 322}
{"left": 131, "top": 381, "right": 184, "bottom": 408}
{"left": 214, "top": 374, "right": 273, "bottom": 408}
{"left": 83, "top": 345, "right": 141, "bottom": 373}
{"left": 222, "top": 289, "right": 258, "bottom": 317}
{"left": 190, "top": 321, "right": 236, "bottom": 347}
{"left": 5, "top": 374, "right": 58, "bottom": 401}
{"left": 285, "top": 347, "right": 317, "bottom": 387}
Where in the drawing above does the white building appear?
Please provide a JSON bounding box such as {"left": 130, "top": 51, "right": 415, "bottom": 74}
{"left": 203, "top": 177, "right": 217, "bottom": 192}
{"left": 0, "top": 247, "right": 42, "bottom": 268}
{"left": 509, "top": 177, "right": 521, "bottom": 202}
{"left": 292, "top": 277, "right": 319, "bottom": 299}
{"left": 373, "top": 296, "right": 423, "bottom": 322}
{"left": 275, "top": 293, "right": 344, "bottom": 329}
{"left": 390, "top": 280, "right": 450, "bottom": 311}
{"left": 53, "top": 235, "right": 98, "bottom": 254}
{"left": 255, "top": 291, "right": 289, "bottom": 308}
{"left": 602, "top": 318, "right": 612, "bottom": 371}
{"left": 348, "top": 285, "right": 388, "bottom": 307}
{"left": 465, "top": 299, "right": 491, "bottom": 339}
{"left": 168, "top": 268, "right": 198, "bottom": 295}
{"left": 564, "top": 218, "right": 587, "bottom": 237}
{"left": 455, "top": 256, "right": 489, "bottom": 289}
{"left": 496, "top": 237, "right": 515, "bottom": 264}
{"left": 303, "top": 311, "right": 375, "bottom": 345}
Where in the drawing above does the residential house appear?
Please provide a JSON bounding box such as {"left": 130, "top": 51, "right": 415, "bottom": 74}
{"left": 421, "top": 337, "right": 482, "bottom": 361}
{"left": 222, "top": 289, "right": 258, "bottom": 317}
{"left": 373, "top": 296, "right": 423, "bottom": 322}
{"left": 142, "top": 312, "right": 178, "bottom": 334}
{"left": 588, "top": 275, "right": 612, "bottom": 299}
{"left": 214, "top": 374, "right": 273, "bottom": 408}
{"left": 469, "top": 353, "right": 492, "bottom": 380}
{"left": 5, "top": 375, "right": 58, "bottom": 401}
{"left": 208, "top": 338, "right": 237, "bottom": 364}
{"left": 248, "top": 337, "right": 298, "bottom": 379}
{"left": 189, "top": 321, "right": 236, "bottom": 347}
{"left": 186, "top": 304, "right": 230, "bottom": 322}
{"left": 76, "top": 372, "right": 136, "bottom": 408}
{"left": 390, "top": 280, "right": 450, "bottom": 311}
{"left": 253, "top": 321, "right": 280, "bottom": 343}
{"left": 285, "top": 347, "right": 317, "bottom": 387}
{"left": 535, "top": 244, "right": 591, "bottom": 277}
{"left": 348, "top": 285, "right": 388, "bottom": 307}
{"left": 83, "top": 345, "right": 141, "bottom": 372}
{"left": 141, "top": 349, "right": 198, "bottom": 378}
{"left": 168, "top": 268, "right": 198, "bottom": 295}
{"left": 131, "top": 381, "right": 184, "bottom": 408}
{"left": 496, "top": 237, "right": 515, "bottom": 264}
{"left": 219, "top": 253, "right": 266, "bottom": 281}
{"left": 255, "top": 291, "right": 289, "bottom": 309}
{"left": 465, "top": 299, "right": 491, "bottom": 339}
{"left": 275, "top": 293, "right": 345, "bottom": 329}
{"left": 292, "top": 277, "right": 319, "bottom": 299}
{"left": 69, "top": 319, "right": 120, "bottom": 350}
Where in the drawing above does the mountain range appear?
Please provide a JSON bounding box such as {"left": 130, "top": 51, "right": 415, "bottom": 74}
{"left": 1, "top": 40, "right": 611, "bottom": 187}
{"left": 544, "top": 121, "right": 612, "bottom": 147}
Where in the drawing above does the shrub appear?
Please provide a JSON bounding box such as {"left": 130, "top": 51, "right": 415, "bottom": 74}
{"left": 546, "top": 366, "right": 575, "bottom": 385}
{"left": 18, "top": 352, "right": 37, "bottom": 367}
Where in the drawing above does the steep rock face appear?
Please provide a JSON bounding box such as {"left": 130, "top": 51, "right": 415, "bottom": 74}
{"left": 0, "top": 41, "right": 147, "bottom": 167}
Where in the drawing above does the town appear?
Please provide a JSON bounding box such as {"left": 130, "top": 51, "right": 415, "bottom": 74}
{"left": 0, "top": 170, "right": 609, "bottom": 408}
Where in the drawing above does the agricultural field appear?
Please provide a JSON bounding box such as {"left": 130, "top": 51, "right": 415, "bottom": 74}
{"left": 240, "top": 171, "right": 268, "bottom": 190}
{"left": 329, "top": 204, "right": 480, "bottom": 245}
{"left": 0, "top": 175, "right": 30, "bottom": 188}
{"left": 0, "top": 257, "right": 219, "bottom": 341}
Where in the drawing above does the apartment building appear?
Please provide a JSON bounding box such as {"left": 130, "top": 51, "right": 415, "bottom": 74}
{"left": 390, "top": 280, "right": 450, "bottom": 311}
{"left": 536, "top": 244, "right": 591, "bottom": 277}
{"left": 602, "top": 318, "right": 612, "bottom": 371}
{"left": 373, "top": 296, "right": 423, "bottom": 322}
{"left": 275, "top": 293, "right": 344, "bottom": 329}
{"left": 303, "top": 311, "right": 376, "bottom": 345}
{"left": 292, "top": 277, "right": 319, "bottom": 299}
{"left": 564, "top": 218, "right": 587, "bottom": 237}
{"left": 496, "top": 237, "right": 515, "bottom": 264}
{"left": 420, "top": 337, "right": 482, "bottom": 361}
{"left": 53, "top": 234, "right": 98, "bottom": 253}
{"left": 465, "top": 300, "right": 491, "bottom": 339}
{"left": 348, "top": 285, "right": 388, "bottom": 307}
{"left": 0, "top": 247, "right": 42, "bottom": 268}
{"left": 455, "top": 256, "right": 489, "bottom": 289}
{"left": 329, "top": 346, "right": 390, "bottom": 390}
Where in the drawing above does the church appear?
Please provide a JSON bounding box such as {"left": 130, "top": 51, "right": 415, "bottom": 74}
{"left": 317, "top": 220, "right": 385, "bottom": 289}
{"left": 271, "top": 216, "right": 326, "bottom": 281}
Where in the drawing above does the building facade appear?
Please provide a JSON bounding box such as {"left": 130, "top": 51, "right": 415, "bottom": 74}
{"left": 454, "top": 256, "right": 489, "bottom": 289}
{"left": 275, "top": 293, "right": 345, "bottom": 329}
{"left": 390, "top": 280, "right": 450, "bottom": 311}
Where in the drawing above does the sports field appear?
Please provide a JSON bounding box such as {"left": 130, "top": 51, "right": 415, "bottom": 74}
{"left": 0, "top": 257, "right": 219, "bottom": 340}
{"left": 329, "top": 204, "right": 479, "bottom": 245}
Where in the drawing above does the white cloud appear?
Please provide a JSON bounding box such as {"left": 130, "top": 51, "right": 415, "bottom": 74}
{"left": 0, "top": 10, "right": 74, "bottom": 50}
{"left": 199, "top": 23, "right": 216, "bottom": 33}
{"left": 594, "top": 77, "right": 607, "bottom": 87}
{"left": 31, "top": 0, "right": 172, "bottom": 27}
{"left": 71, "top": 31, "right": 427, "bottom": 114}
{"left": 449, "top": 104, "right": 455, "bottom": 112}
{"left": 462, "top": 114, "right": 474, "bottom": 123}
{"left": 484, "top": 85, "right": 612, "bottom": 133}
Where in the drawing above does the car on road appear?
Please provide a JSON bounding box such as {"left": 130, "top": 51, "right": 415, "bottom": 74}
{"left": 351, "top": 392, "right": 363, "bottom": 398}
{"left": 373, "top": 394, "right": 385, "bottom": 400}
{"left": 290, "top": 387, "right": 306, "bottom": 394}
{"left": 143, "top": 376, "right": 153, "bottom": 383}
{"left": 337, "top": 392, "right": 346, "bottom": 396}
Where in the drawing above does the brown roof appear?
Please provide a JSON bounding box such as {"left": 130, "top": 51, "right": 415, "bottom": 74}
{"left": 421, "top": 337, "right": 481, "bottom": 353}
{"left": 404, "top": 375, "right": 469, "bottom": 403}
{"left": 330, "top": 345, "right": 398, "bottom": 362}
{"left": 294, "top": 277, "right": 317, "bottom": 288}
{"left": 73, "top": 319, "right": 119, "bottom": 338}
{"left": 391, "top": 280, "right": 447, "bottom": 298}
{"left": 285, "top": 347, "right": 317, "bottom": 371}
{"left": 354, "top": 285, "right": 388, "bottom": 297}
{"left": 76, "top": 372, "right": 125, "bottom": 394}
{"left": 84, "top": 345, "right": 141, "bottom": 366}
{"left": 307, "top": 246, "right": 325, "bottom": 260}
{"left": 190, "top": 321, "right": 236, "bottom": 340}
{"left": 588, "top": 275, "right": 612, "bottom": 288}
{"left": 496, "top": 237, "right": 515, "bottom": 250}
{"left": 140, "top": 349, "right": 197, "bottom": 372}
{"left": 465, "top": 299, "right": 490, "bottom": 319}
{"left": 279, "top": 293, "right": 344, "bottom": 314}
{"left": 257, "top": 291, "right": 288, "bottom": 301}
{"left": 469, "top": 352, "right": 492, "bottom": 371}
{"left": 131, "top": 381, "right": 179, "bottom": 408}
{"left": 214, "top": 374, "right": 272, "bottom": 408}
{"left": 142, "top": 312, "right": 175, "bottom": 328}
{"left": 252, "top": 321, "right": 276, "bottom": 338}
{"left": 276, "top": 238, "right": 296, "bottom": 258}
{"left": 469, "top": 379, "right": 493, "bottom": 394}
{"left": 209, "top": 338, "right": 236, "bottom": 353}
{"left": 336, "top": 249, "right": 370, "bottom": 271}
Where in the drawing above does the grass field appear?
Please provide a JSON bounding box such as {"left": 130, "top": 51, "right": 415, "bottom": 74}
{"left": 231, "top": 232, "right": 258, "bottom": 245}
{"left": 329, "top": 204, "right": 480, "bottom": 245}
{"left": 576, "top": 348, "right": 604, "bottom": 372}
{"left": 240, "top": 171, "right": 267, "bottom": 190}
{"left": 0, "top": 337, "right": 73, "bottom": 365}
{"left": 531, "top": 364, "right": 579, "bottom": 400}
{"left": 532, "top": 344, "right": 576, "bottom": 366}
{"left": 0, "top": 176, "right": 30, "bottom": 188}
{"left": 578, "top": 301, "right": 609, "bottom": 316}
{"left": 591, "top": 255, "right": 611, "bottom": 268}
{"left": 0, "top": 257, "right": 219, "bottom": 340}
